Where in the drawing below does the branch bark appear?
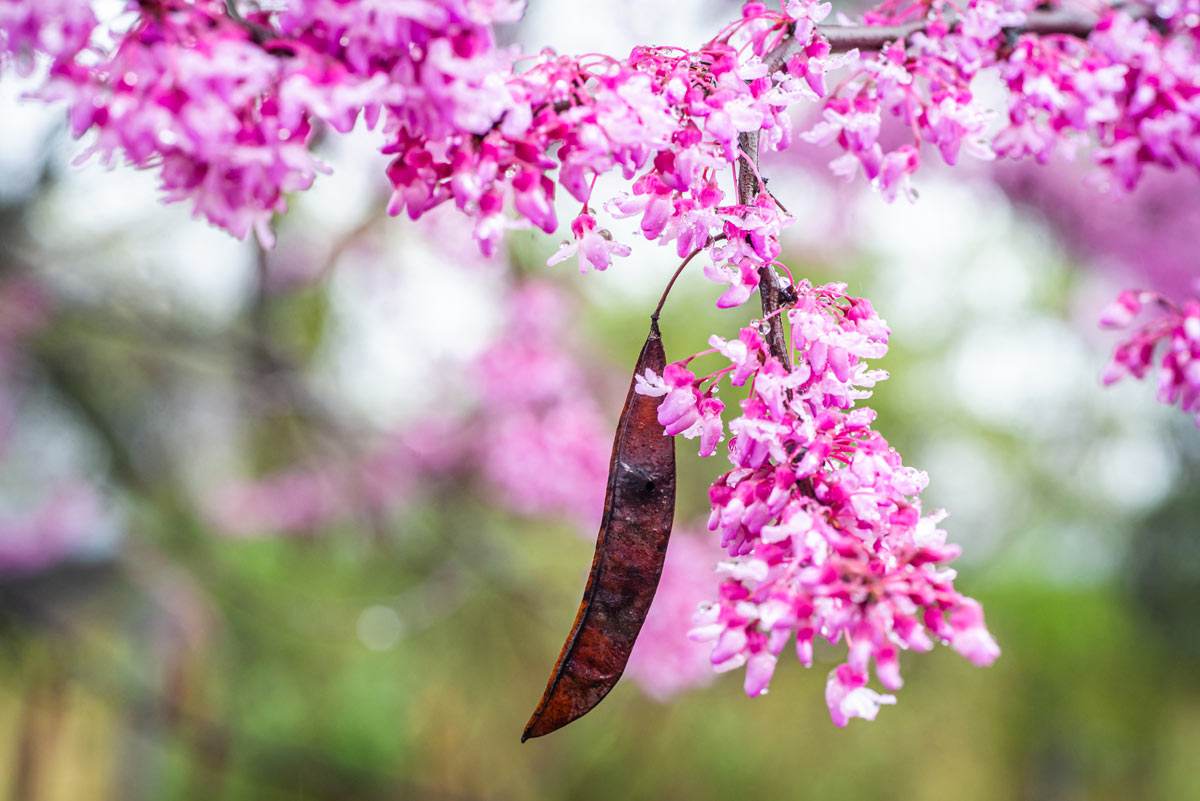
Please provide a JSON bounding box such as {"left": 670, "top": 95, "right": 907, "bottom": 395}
{"left": 736, "top": 128, "right": 792, "bottom": 370}
{"left": 818, "top": 5, "right": 1153, "bottom": 53}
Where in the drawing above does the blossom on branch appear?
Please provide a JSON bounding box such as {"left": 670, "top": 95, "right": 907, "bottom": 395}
{"left": 639, "top": 281, "right": 998, "bottom": 724}
{"left": 1102, "top": 290, "right": 1200, "bottom": 424}
{"left": 15, "top": 0, "right": 1200, "bottom": 724}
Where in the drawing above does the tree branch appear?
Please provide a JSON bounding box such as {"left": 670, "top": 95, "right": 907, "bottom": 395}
{"left": 738, "top": 140, "right": 793, "bottom": 369}
{"left": 818, "top": 4, "right": 1154, "bottom": 53}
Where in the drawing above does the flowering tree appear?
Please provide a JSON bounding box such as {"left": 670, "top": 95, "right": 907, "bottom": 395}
{"left": 2, "top": 0, "right": 1198, "bottom": 732}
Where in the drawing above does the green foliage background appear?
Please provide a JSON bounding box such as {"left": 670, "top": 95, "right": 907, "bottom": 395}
{"left": 3, "top": 183, "right": 1200, "bottom": 801}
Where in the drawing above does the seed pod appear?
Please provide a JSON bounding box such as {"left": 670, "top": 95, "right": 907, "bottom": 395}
{"left": 522, "top": 319, "right": 677, "bottom": 741}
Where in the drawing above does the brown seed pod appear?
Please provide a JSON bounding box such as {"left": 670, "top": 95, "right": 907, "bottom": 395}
{"left": 521, "top": 319, "right": 677, "bottom": 741}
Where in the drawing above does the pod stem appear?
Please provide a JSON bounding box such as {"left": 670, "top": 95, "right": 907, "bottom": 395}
{"left": 650, "top": 235, "right": 726, "bottom": 323}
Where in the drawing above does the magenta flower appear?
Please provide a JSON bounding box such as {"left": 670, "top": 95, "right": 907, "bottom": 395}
{"left": 704, "top": 259, "right": 762, "bottom": 309}
{"left": 677, "top": 283, "right": 997, "bottom": 724}
{"left": 656, "top": 363, "right": 704, "bottom": 436}
{"left": 825, "top": 665, "right": 897, "bottom": 727}
{"left": 1102, "top": 290, "right": 1200, "bottom": 424}
{"left": 548, "top": 213, "right": 633, "bottom": 273}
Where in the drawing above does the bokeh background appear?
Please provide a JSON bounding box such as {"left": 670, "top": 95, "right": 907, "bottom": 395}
{"left": 2, "top": 1, "right": 1200, "bottom": 799}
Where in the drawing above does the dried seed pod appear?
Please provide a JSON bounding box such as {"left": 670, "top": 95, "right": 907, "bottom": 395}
{"left": 522, "top": 319, "right": 677, "bottom": 741}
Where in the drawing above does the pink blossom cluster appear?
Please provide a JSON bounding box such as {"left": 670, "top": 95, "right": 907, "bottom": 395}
{"left": 22, "top": 0, "right": 522, "bottom": 245}
{"left": 12, "top": 0, "right": 1200, "bottom": 277}
{"left": 388, "top": 1, "right": 820, "bottom": 266}
{"left": 209, "top": 413, "right": 482, "bottom": 538}
{"left": 995, "top": 159, "right": 1200, "bottom": 300}
{"left": 0, "top": 0, "right": 97, "bottom": 74}
{"left": 638, "top": 281, "right": 999, "bottom": 724}
{"left": 998, "top": 11, "right": 1200, "bottom": 188}
{"left": 0, "top": 484, "right": 106, "bottom": 575}
{"left": 1101, "top": 289, "right": 1200, "bottom": 423}
{"left": 800, "top": 0, "right": 1200, "bottom": 201}
{"left": 472, "top": 282, "right": 611, "bottom": 528}
{"left": 801, "top": 0, "right": 1031, "bottom": 202}
{"left": 209, "top": 459, "right": 393, "bottom": 537}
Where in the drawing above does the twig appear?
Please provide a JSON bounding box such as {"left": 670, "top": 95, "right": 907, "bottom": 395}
{"left": 736, "top": 127, "right": 792, "bottom": 369}
{"left": 651, "top": 235, "right": 727, "bottom": 322}
{"left": 818, "top": 5, "right": 1154, "bottom": 53}
{"left": 222, "top": 0, "right": 276, "bottom": 44}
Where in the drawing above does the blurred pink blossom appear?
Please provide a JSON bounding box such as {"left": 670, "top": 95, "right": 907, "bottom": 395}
{"left": 206, "top": 281, "right": 610, "bottom": 535}
{"left": 207, "top": 468, "right": 348, "bottom": 537}
{"left": 480, "top": 404, "right": 609, "bottom": 530}
{"left": 996, "top": 161, "right": 1200, "bottom": 299}
{"left": 0, "top": 484, "right": 105, "bottom": 575}
{"left": 1101, "top": 289, "right": 1200, "bottom": 424}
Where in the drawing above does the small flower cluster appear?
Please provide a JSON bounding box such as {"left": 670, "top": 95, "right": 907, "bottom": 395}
{"left": 797, "top": 0, "right": 1200, "bottom": 202}
{"left": 0, "top": 0, "right": 97, "bottom": 74}
{"left": 25, "top": 0, "right": 521, "bottom": 245}
{"left": 1101, "top": 289, "right": 1200, "bottom": 424}
{"left": 13, "top": 0, "right": 1200, "bottom": 282}
{"left": 638, "top": 281, "right": 999, "bottom": 725}
{"left": 998, "top": 11, "right": 1200, "bottom": 188}
{"left": 802, "top": 0, "right": 1031, "bottom": 202}
{"left": 387, "top": 1, "right": 813, "bottom": 266}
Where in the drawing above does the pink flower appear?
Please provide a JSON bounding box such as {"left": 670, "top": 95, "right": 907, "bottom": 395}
{"left": 1100, "top": 289, "right": 1147, "bottom": 329}
{"left": 677, "top": 283, "right": 996, "bottom": 723}
{"left": 653, "top": 363, "right": 703, "bottom": 435}
{"left": 949, "top": 599, "right": 1002, "bottom": 667}
{"left": 825, "top": 665, "right": 897, "bottom": 727}
{"left": 785, "top": 0, "right": 833, "bottom": 43}
{"left": 548, "top": 214, "right": 633, "bottom": 273}
{"left": 704, "top": 259, "right": 761, "bottom": 309}
{"left": 709, "top": 328, "right": 767, "bottom": 387}
{"left": 1101, "top": 291, "right": 1200, "bottom": 423}
{"left": 697, "top": 397, "right": 727, "bottom": 458}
